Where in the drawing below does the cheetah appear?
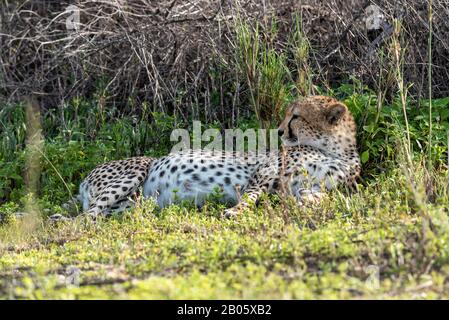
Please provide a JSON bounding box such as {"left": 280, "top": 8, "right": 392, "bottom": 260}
{"left": 143, "top": 96, "right": 361, "bottom": 217}
{"left": 75, "top": 156, "right": 154, "bottom": 217}
{"left": 64, "top": 95, "right": 359, "bottom": 219}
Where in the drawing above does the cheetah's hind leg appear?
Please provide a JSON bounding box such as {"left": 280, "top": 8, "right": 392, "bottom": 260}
{"left": 86, "top": 197, "right": 136, "bottom": 220}
{"left": 49, "top": 157, "right": 154, "bottom": 222}
{"left": 83, "top": 175, "right": 147, "bottom": 219}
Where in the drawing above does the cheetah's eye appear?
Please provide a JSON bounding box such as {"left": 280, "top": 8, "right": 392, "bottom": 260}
{"left": 292, "top": 114, "right": 299, "bottom": 120}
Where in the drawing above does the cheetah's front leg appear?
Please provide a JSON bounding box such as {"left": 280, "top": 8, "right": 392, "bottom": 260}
{"left": 295, "top": 185, "right": 326, "bottom": 205}
{"left": 223, "top": 186, "right": 266, "bottom": 218}
{"left": 223, "top": 160, "right": 278, "bottom": 218}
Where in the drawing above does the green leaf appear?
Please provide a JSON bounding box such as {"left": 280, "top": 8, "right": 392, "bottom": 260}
{"left": 361, "top": 150, "right": 370, "bottom": 164}
{"left": 432, "top": 97, "right": 449, "bottom": 108}
{"left": 363, "top": 124, "right": 375, "bottom": 133}
{"left": 439, "top": 108, "right": 449, "bottom": 121}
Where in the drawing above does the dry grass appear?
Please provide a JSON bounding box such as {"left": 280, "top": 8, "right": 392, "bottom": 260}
{"left": 1, "top": 1, "right": 449, "bottom": 126}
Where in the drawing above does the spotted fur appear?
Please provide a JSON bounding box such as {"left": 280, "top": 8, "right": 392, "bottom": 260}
{"left": 143, "top": 150, "right": 260, "bottom": 208}
{"left": 78, "top": 156, "right": 154, "bottom": 217}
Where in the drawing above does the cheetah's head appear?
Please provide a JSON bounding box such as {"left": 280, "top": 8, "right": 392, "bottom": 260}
{"left": 278, "top": 96, "right": 357, "bottom": 156}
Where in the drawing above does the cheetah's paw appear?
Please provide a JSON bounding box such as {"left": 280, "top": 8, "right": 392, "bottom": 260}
{"left": 296, "top": 188, "right": 326, "bottom": 205}
{"left": 48, "top": 214, "right": 71, "bottom": 223}
{"left": 222, "top": 207, "right": 240, "bottom": 219}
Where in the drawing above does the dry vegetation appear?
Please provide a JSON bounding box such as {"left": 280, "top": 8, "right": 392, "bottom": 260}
{"left": 1, "top": 0, "right": 449, "bottom": 124}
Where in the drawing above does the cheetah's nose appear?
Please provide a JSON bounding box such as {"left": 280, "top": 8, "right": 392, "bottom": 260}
{"left": 278, "top": 129, "right": 284, "bottom": 136}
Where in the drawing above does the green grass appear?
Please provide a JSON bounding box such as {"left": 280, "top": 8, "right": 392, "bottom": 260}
{"left": 1, "top": 162, "right": 449, "bottom": 299}
{"left": 1, "top": 83, "right": 449, "bottom": 299}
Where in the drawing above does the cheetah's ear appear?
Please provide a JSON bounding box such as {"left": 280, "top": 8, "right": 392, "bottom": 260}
{"left": 325, "top": 103, "right": 346, "bottom": 125}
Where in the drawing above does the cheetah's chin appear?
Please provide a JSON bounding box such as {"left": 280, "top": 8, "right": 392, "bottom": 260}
{"left": 281, "top": 138, "right": 299, "bottom": 147}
